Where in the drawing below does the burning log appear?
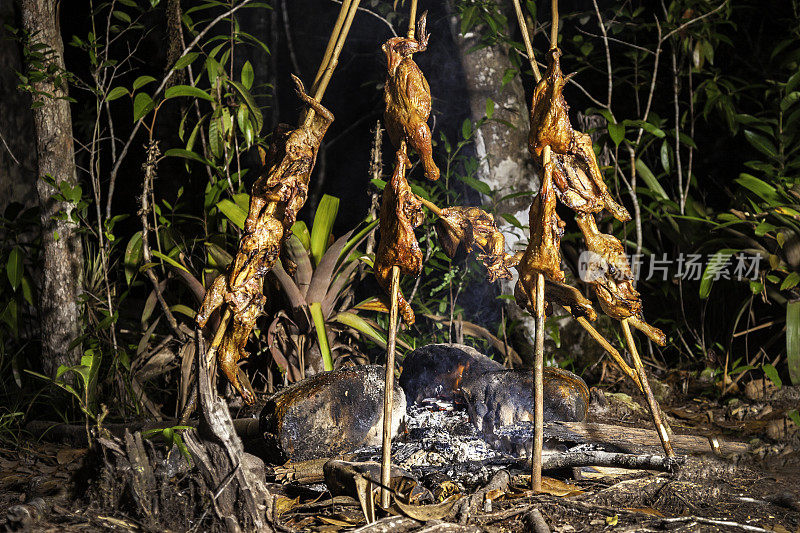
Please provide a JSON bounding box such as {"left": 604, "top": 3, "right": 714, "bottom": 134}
{"left": 399, "top": 343, "right": 503, "bottom": 404}
{"left": 461, "top": 368, "right": 589, "bottom": 435}
{"left": 259, "top": 366, "right": 406, "bottom": 462}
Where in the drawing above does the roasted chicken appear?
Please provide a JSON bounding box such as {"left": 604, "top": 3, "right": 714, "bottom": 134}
{"left": 574, "top": 212, "right": 641, "bottom": 320}
{"left": 436, "top": 206, "right": 518, "bottom": 282}
{"left": 383, "top": 13, "right": 439, "bottom": 181}
{"left": 196, "top": 75, "right": 334, "bottom": 404}
{"left": 529, "top": 49, "right": 630, "bottom": 222}
{"left": 375, "top": 150, "right": 424, "bottom": 325}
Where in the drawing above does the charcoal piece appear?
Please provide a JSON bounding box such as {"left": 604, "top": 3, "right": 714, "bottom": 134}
{"left": 259, "top": 366, "right": 406, "bottom": 462}
{"left": 399, "top": 343, "right": 503, "bottom": 404}
{"left": 461, "top": 368, "right": 589, "bottom": 434}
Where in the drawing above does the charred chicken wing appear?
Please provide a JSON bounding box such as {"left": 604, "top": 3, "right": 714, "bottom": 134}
{"left": 436, "top": 206, "right": 517, "bottom": 282}
{"left": 383, "top": 14, "right": 439, "bottom": 181}
{"left": 375, "top": 151, "right": 424, "bottom": 325}
{"left": 575, "top": 212, "right": 641, "bottom": 320}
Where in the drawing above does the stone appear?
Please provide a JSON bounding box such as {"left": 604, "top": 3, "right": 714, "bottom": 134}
{"left": 399, "top": 343, "right": 503, "bottom": 404}
{"left": 259, "top": 365, "right": 406, "bottom": 462}
{"left": 462, "top": 367, "right": 590, "bottom": 434}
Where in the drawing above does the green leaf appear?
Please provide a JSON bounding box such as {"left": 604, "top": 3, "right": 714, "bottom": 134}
{"left": 170, "top": 304, "right": 196, "bottom": 319}
{"left": 133, "top": 92, "right": 154, "bottom": 122}
{"left": 780, "top": 91, "right": 800, "bottom": 112}
{"left": 227, "top": 79, "right": 263, "bottom": 134}
{"left": 133, "top": 75, "right": 156, "bottom": 91}
{"left": 241, "top": 61, "right": 254, "bottom": 90}
{"left": 500, "top": 213, "right": 524, "bottom": 229}
{"left": 165, "top": 84, "right": 214, "bottom": 101}
{"left": 735, "top": 173, "right": 780, "bottom": 203}
{"left": 333, "top": 311, "right": 387, "bottom": 347}
{"left": 458, "top": 175, "right": 492, "bottom": 196}
{"left": 607, "top": 122, "right": 625, "bottom": 147}
{"left": 310, "top": 195, "right": 339, "bottom": 265}
{"left": 172, "top": 52, "right": 199, "bottom": 71}
{"left": 787, "top": 300, "right": 800, "bottom": 386}
{"left": 744, "top": 130, "right": 778, "bottom": 159}
{"left": 106, "top": 86, "right": 129, "bottom": 102}
{"left": 6, "top": 247, "right": 23, "bottom": 290}
{"left": 124, "top": 232, "right": 143, "bottom": 285}
{"left": 164, "top": 148, "right": 213, "bottom": 166}
{"left": 309, "top": 302, "right": 333, "bottom": 371}
{"left": 461, "top": 119, "right": 472, "bottom": 140}
{"left": 635, "top": 159, "right": 668, "bottom": 200}
{"left": 699, "top": 249, "right": 738, "bottom": 299}
{"left": 781, "top": 272, "right": 800, "bottom": 291}
{"left": 762, "top": 363, "right": 782, "bottom": 390}
{"left": 291, "top": 221, "right": 311, "bottom": 251}
{"left": 151, "top": 250, "right": 190, "bottom": 274}
{"left": 485, "top": 97, "right": 495, "bottom": 119}
{"left": 217, "top": 199, "right": 247, "bottom": 230}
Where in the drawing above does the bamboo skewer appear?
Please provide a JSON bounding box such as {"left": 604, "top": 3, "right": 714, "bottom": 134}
{"left": 380, "top": 265, "right": 401, "bottom": 508}
{"left": 312, "top": 0, "right": 353, "bottom": 92}
{"left": 304, "top": 0, "right": 362, "bottom": 127}
{"left": 510, "top": 0, "right": 541, "bottom": 81}
{"left": 621, "top": 318, "right": 675, "bottom": 457}
{"left": 380, "top": 0, "right": 419, "bottom": 509}
{"left": 532, "top": 270, "right": 546, "bottom": 491}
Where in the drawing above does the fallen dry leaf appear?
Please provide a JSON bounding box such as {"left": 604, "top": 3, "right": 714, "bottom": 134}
{"left": 393, "top": 495, "right": 460, "bottom": 521}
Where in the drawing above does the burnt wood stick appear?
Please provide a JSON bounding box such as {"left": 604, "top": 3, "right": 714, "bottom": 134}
{"left": 381, "top": 265, "right": 401, "bottom": 508}
{"left": 520, "top": 450, "right": 683, "bottom": 472}
{"left": 621, "top": 318, "right": 675, "bottom": 457}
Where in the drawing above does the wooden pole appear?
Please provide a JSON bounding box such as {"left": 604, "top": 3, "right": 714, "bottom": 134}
{"left": 531, "top": 145, "right": 553, "bottom": 491}
{"left": 381, "top": 265, "right": 401, "bottom": 508}
{"left": 510, "top": 0, "right": 542, "bottom": 81}
{"left": 304, "top": 0, "right": 361, "bottom": 127}
{"left": 620, "top": 318, "right": 675, "bottom": 457}
{"left": 407, "top": 0, "right": 418, "bottom": 39}
{"left": 550, "top": 0, "right": 559, "bottom": 49}
{"left": 311, "top": 0, "right": 353, "bottom": 93}
{"left": 532, "top": 272, "right": 545, "bottom": 491}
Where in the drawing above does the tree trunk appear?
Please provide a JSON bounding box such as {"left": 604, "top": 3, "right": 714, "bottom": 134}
{"left": 0, "top": 2, "right": 37, "bottom": 214}
{"left": 19, "top": 0, "right": 83, "bottom": 377}
{"left": 448, "top": 5, "right": 538, "bottom": 364}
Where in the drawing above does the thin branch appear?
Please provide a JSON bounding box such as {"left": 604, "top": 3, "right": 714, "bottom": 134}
{"left": 661, "top": 0, "right": 729, "bottom": 42}
{"left": 592, "top": 0, "right": 612, "bottom": 109}
{"left": 0, "top": 130, "right": 20, "bottom": 165}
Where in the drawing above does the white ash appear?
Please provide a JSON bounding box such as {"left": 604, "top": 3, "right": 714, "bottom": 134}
{"left": 352, "top": 399, "right": 516, "bottom": 490}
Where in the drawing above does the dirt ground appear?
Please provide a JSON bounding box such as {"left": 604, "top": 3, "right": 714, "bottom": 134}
{"left": 1, "top": 375, "right": 798, "bottom": 532}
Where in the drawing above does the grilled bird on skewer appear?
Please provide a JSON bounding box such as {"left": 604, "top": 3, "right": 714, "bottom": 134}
{"left": 574, "top": 212, "right": 666, "bottom": 345}
{"left": 575, "top": 212, "right": 641, "bottom": 320}
{"left": 514, "top": 156, "right": 597, "bottom": 320}
{"left": 196, "top": 75, "right": 334, "bottom": 404}
{"left": 436, "top": 206, "right": 518, "bottom": 282}
{"left": 383, "top": 13, "right": 439, "bottom": 181}
{"left": 375, "top": 151, "right": 424, "bottom": 325}
{"left": 529, "top": 49, "right": 630, "bottom": 222}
